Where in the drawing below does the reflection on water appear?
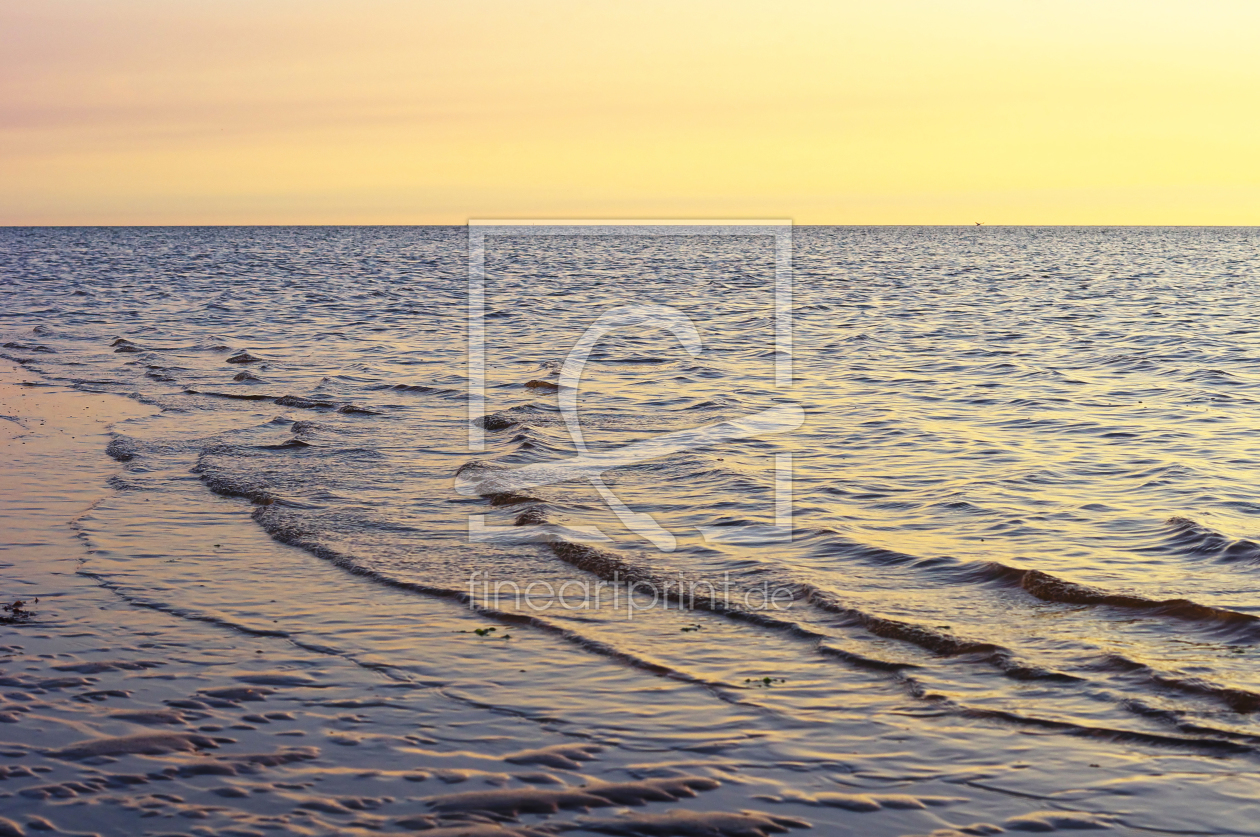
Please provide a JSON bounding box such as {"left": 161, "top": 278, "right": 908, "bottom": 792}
{"left": 4, "top": 225, "right": 1260, "bottom": 831}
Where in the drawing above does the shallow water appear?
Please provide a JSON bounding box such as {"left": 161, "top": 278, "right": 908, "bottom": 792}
{"left": 4, "top": 225, "right": 1260, "bottom": 834}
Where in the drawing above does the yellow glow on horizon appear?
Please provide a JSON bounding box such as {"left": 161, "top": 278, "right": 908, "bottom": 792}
{"left": 1, "top": 0, "right": 1258, "bottom": 225}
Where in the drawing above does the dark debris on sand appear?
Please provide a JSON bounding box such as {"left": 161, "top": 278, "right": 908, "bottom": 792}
{"left": 1, "top": 598, "right": 36, "bottom": 624}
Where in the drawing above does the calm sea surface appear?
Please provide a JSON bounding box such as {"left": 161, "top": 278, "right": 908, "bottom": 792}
{"left": 4, "top": 225, "right": 1260, "bottom": 832}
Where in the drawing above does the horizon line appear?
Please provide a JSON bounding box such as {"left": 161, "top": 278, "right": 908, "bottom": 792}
{"left": 3, "top": 223, "right": 1260, "bottom": 230}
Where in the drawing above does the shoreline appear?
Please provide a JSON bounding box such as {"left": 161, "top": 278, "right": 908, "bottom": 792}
{"left": 4, "top": 358, "right": 1260, "bottom": 836}
{"left": 0, "top": 362, "right": 823, "bottom": 836}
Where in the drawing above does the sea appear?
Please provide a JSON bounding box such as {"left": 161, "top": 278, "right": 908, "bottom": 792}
{"left": 3, "top": 225, "right": 1260, "bottom": 834}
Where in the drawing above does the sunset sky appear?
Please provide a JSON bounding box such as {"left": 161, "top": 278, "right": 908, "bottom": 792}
{"left": 2, "top": 0, "right": 1257, "bottom": 225}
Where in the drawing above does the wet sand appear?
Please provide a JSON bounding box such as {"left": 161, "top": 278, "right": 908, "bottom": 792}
{"left": 0, "top": 363, "right": 824, "bottom": 836}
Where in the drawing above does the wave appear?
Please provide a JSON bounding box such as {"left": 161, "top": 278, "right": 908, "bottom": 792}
{"left": 1163, "top": 516, "right": 1260, "bottom": 566}
{"left": 811, "top": 531, "right": 1260, "bottom": 639}
{"left": 532, "top": 518, "right": 1075, "bottom": 684}
{"left": 1088, "top": 654, "right": 1260, "bottom": 714}
{"left": 523, "top": 379, "right": 560, "bottom": 392}
{"left": 962, "top": 561, "right": 1260, "bottom": 638}
{"left": 273, "top": 395, "right": 337, "bottom": 409}
{"left": 376, "top": 383, "right": 459, "bottom": 396}
{"left": 487, "top": 500, "right": 1260, "bottom": 750}
{"left": 958, "top": 706, "right": 1252, "bottom": 755}
{"left": 106, "top": 436, "right": 140, "bottom": 462}
{"left": 166, "top": 489, "right": 744, "bottom": 699}
{"left": 183, "top": 388, "right": 278, "bottom": 401}
{"left": 475, "top": 405, "right": 550, "bottom": 431}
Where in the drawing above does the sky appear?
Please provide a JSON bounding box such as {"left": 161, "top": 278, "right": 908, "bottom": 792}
{"left": 1, "top": 0, "right": 1257, "bottom": 225}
